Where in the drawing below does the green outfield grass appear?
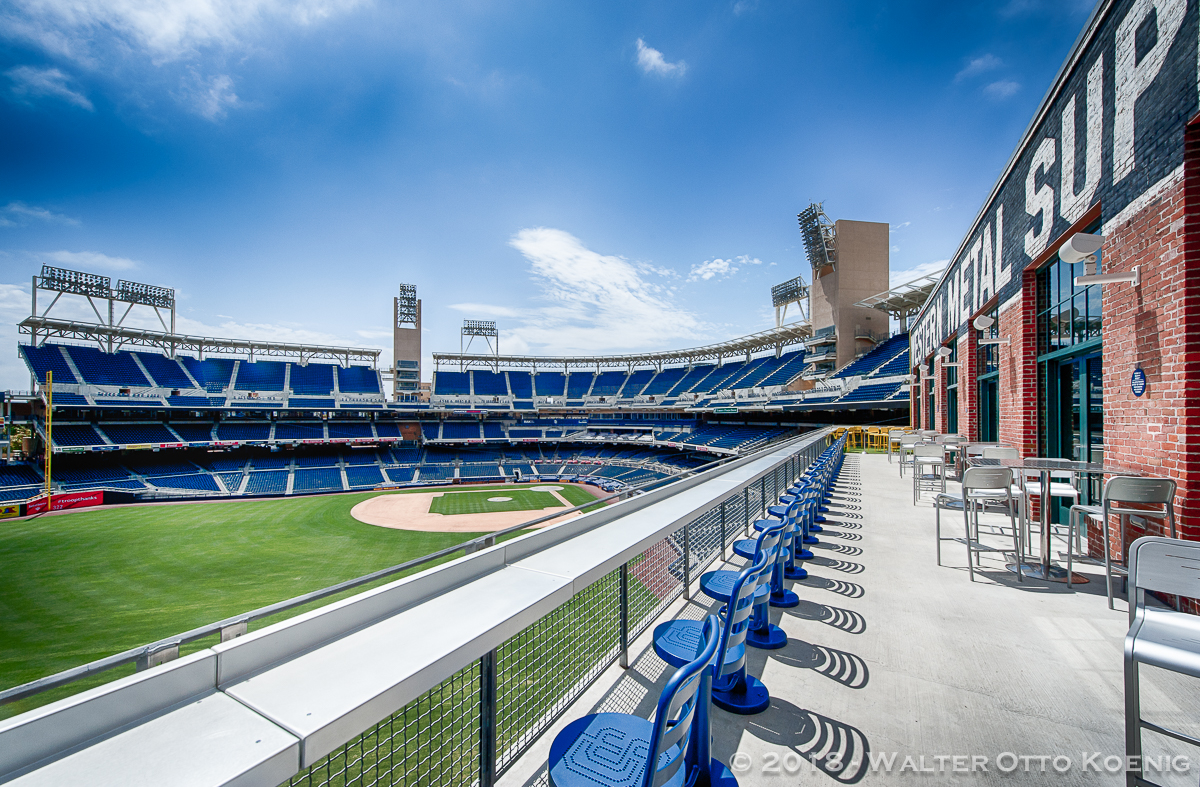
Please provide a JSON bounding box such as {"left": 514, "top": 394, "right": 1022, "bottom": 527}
{"left": 0, "top": 482, "right": 601, "bottom": 720}
{"left": 428, "top": 489, "right": 561, "bottom": 515}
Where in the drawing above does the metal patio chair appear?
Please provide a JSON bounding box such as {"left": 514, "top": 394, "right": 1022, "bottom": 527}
{"left": 1068, "top": 476, "right": 1177, "bottom": 607}
{"left": 655, "top": 543, "right": 771, "bottom": 716}
{"left": 912, "top": 444, "right": 946, "bottom": 504}
{"left": 1124, "top": 536, "right": 1200, "bottom": 787}
{"left": 549, "top": 615, "right": 732, "bottom": 787}
{"left": 934, "top": 466, "right": 1022, "bottom": 582}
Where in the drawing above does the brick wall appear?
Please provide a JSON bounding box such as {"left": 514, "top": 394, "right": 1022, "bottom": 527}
{"left": 1089, "top": 166, "right": 1194, "bottom": 561}
{"left": 957, "top": 331, "right": 978, "bottom": 440}
{"left": 997, "top": 289, "right": 1038, "bottom": 457}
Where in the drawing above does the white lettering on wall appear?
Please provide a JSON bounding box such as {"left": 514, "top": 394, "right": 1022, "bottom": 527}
{"left": 1114, "top": 0, "right": 1185, "bottom": 183}
{"left": 1061, "top": 56, "right": 1104, "bottom": 222}
{"left": 995, "top": 204, "right": 1008, "bottom": 291}
{"left": 978, "top": 222, "right": 995, "bottom": 307}
{"left": 965, "top": 237, "right": 981, "bottom": 317}
{"left": 1024, "top": 137, "right": 1057, "bottom": 259}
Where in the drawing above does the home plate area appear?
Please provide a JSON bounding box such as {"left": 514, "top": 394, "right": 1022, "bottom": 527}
{"left": 350, "top": 484, "right": 596, "bottom": 533}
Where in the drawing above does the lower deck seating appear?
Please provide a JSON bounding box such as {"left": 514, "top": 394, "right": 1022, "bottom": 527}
{"left": 148, "top": 474, "right": 220, "bottom": 492}
{"left": 293, "top": 468, "right": 343, "bottom": 492}
{"left": 345, "top": 466, "right": 384, "bottom": 487}
{"left": 459, "top": 464, "right": 503, "bottom": 478}
{"left": 245, "top": 471, "right": 288, "bottom": 495}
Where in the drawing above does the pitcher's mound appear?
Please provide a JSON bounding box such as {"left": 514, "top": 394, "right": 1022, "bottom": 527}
{"left": 350, "top": 488, "right": 588, "bottom": 533}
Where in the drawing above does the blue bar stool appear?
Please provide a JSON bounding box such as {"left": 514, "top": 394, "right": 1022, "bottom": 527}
{"left": 655, "top": 547, "right": 772, "bottom": 718}
{"left": 550, "top": 615, "right": 733, "bottom": 787}
{"left": 702, "top": 522, "right": 787, "bottom": 650}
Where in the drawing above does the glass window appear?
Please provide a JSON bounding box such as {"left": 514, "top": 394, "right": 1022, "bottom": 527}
{"left": 945, "top": 342, "right": 958, "bottom": 434}
{"left": 1036, "top": 250, "right": 1101, "bottom": 355}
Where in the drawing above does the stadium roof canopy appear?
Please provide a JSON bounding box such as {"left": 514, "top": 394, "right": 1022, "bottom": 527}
{"left": 432, "top": 323, "right": 811, "bottom": 371}
{"left": 853, "top": 270, "right": 945, "bottom": 325}
{"left": 19, "top": 316, "right": 381, "bottom": 365}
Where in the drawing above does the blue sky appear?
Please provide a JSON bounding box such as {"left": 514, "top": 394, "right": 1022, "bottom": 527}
{"left": 0, "top": 0, "right": 1095, "bottom": 388}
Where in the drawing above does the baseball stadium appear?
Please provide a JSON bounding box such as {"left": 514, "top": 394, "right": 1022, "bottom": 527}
{"left": 9, "top": 1, "right": 1200, "bottom": 785}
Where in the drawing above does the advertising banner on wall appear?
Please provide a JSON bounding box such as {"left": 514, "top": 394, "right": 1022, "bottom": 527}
{"left": 25, "top": 489, "right": 105, "bottom": 516}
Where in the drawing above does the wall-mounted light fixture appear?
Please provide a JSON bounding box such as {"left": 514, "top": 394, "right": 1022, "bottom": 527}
{"left": 973, "top": 314, "right": 1010, "bottom": 345}
{"left": 1063, "top": 232, "right": 1139, "bottom": 286}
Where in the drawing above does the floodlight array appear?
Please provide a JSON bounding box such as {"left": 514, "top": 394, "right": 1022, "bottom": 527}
{"left": 771, "top": 276, "right": 807, "bottom": 307}
{"left": 797, "top": 202, "right": 836, "bottom": 270}
{"left": 38, "top": 266, "right": 111, "bottom": 298}
{"left": 397, "top": 284, "right": 418, "bottom": 326}
{"left": 116, "top": 279, "right": 175, "bottom": 309}
{"left": 462, "top": 320, "right": 498, "bottom": 337}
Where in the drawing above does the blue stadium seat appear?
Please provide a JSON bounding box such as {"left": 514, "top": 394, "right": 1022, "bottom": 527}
{"left": 758, "top": 350, "right": 807, "bottom": 387}
{"left": 385, "top": 466, "right": 416, "bottom": 484}
{"left": 180, "top": 357, "right": 235, "bottom": 392}
{"left": 374, "top": 423, "right": 402, "bottom": 438}
{"left": 590, "top": 371, "right": 626, "bottom": 397}
{"left": 442, "top": 422, "right": 481, "bottom": 441}
{"left": 21, "top": 345, "right": 78, "bottom": 385}
{"left": 149, "top": 474, "right": 220, "bottom": 492}
{"left": 389, "top": 447, "right": 422, "bottom": 464}
{"left": 171, "top": 423, "right": 215, "bottom": 442}
{"left": 234, "top": 360, "right": 286, "bottom": 391}
{"left": 641, "top": 366, "right": 686, "bottom": 396}
{"left": 472, "top": 370, "right": 508, "bottom": 396}
{"left": 565, "top": 373, "right": 593, "bottom": 398}
{"left": 48, "top": 392, "right": 88, "bottom": 407}
{"left": 507, "top": 372, "right": 533, "bottom": 399}
{"left": 51, "top": 425, "right": 106, "bottom": 447}
{"left": 288, "top": 398, "right": 336, "bottom": 409}
{"left": 669, "top": 364, "right": 715, "bottom": 395}
{"left": 63, "top": 345, "right": 150, "bottom": 387}
{"left": 328, "top": 422, "right": 372, "bottom": 439}
{"left": 417, "top": 465, "right": 455, "bottom": 481}
{"left": 482, "top": 423, "right": 504, "bottom": 439}
{"left": 619, "top": 369, "right": 654, "bottom": 397}
{"left": 134, "top": 352, "right": 195, "bottom": 388}
{"left": 838, "top": 382, "right": 904, "bottom": 402}
{"left": 216, "top": 472, "right": 243, "bottom": 492}
{"left": 533, "top": 372, "right": 566, "bottom": 397}
{"left": 831, "top": 333, "right": 909, "bottom": 379}
{"left": 289, "top": 363, "right": 335, "bottom": 396}
{"left": 100, "top": 423, "right": 179, "bottom": 444}
{"left": 252, "top": 455, "right": 291, "bottom": 470}
{"left": 295, "top": 453, "right": 339, "bottom": 467}
{"left": 215, "top": 422, "right": 271, "bottom": 441}
{"left": 245, "top": 471, "right": 289, "bottom": 494}
{"left": 337, "top": 366, "right": 382, "bottom": 394}
{"left": 167, "top": 396, "right": 216, "bottom": 408}
{"left": 459, "top": 464, "right": 503, "bottom": 478}
{"left": 293, "top": 468, "right": 343, "bottom": 492}
{"left": 433, "top": 372, "right": 470, "bottom": 396}
{"left": 346, "top": 466, "right": 384, "bottom": 487}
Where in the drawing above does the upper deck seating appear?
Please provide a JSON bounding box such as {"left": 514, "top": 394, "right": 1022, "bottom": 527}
{"left": 640, "top": 367, "right": 686, "bottom": 396}
{"left": 472, "top": 371, "right": 509, "bottom": 396}
{"left": 134, "top": 352, "right": 195, "bottom": 388}
{"left": 234, "top": 360, "right": 286, "bottom": 391}
{"left": 758, "top": 350, "right": 808, "bottom": 387}
{"left": 63, "top": 345, "right": 150, "bottom": 387}
{"left": 289, "top": 363, "right": 334, "bottom": 396}
{"left": 181, "top": 357, "right": 235, "bottom": 392}
{"left": 482, "top": 423, "right": 505, "bottom": 439}
{"left": 533, "top": 372, "right": 566, "bottom": 397}
{"left": 374, "top": 423, "right": 402, "bottom": 438}
{"left": 100, "top": 423, "right": 179, "bottom": 444}
{"left": 724, "top": 355, "right": 780, "bottom": 390}
{"left": 565, "top": 373, "right": 594, "bottom": 398}
{"left": 832, "top": 333, "right": 909, "bottom": 379}
{"left": 295, "top": 454, "right": 338, "bottom": 467}
{"left": 21, "top": 345, "right": 78, "bottom": 385}
{"left": 0, "top": 465, "right": 42, "bottom": 486}
{"left": 508, "top": 428, "right": 541, "bottom": 438}
{"left": 198, "top": 457, "right": 247, "bottom": 472}
{"left": 390, "top": 447, "right": 422, "bottom": 464}
{"left": 421, "top": 423, "right": 441, "bottom": 441}
{"left": 433, "top": 372, "right": 470, "bottom": 396}
{"left": 871, "top": 345, "right": 911, "bottom": 378}
{"left": 619, "top": 369, "right": 654, "bottom": 397}
{"left": 668, "top": 365, "right": 715, "bottom": 395}
{"left": 507, "top": 372, "right": 533, "bottom": 399}
{"left": 48, "top": 392, "right": 89, "bottom": 406}
{"left": 337, "top": 366, "right": 382, "bottom": 394}
{"left": 691, "top": 361, "right": 748, "bottom": 394}
{"left": 423, "top": 447, "right": 457, "bottom": 464}
{"left": 590, "top": 372, "right": 626, "bottom": 397}
{"left": 839, "top": 382, "right": 904, "bottom": 402}
{"left": 167, "top": 396, "right": 218, "bottom": 408}
{"left": 251, "top": 455, "right": 290, "bottom": 470}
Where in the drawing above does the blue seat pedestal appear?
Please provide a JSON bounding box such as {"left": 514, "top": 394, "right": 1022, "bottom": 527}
{"left": 747, "top": 595, "right": 787, "bottom": 649}
{"left": 654, "top": 620, "right": 768, "bottom": 718}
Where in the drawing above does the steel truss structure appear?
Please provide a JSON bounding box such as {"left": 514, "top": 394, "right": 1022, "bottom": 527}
{"left": 29, "top": 265, "right": 178, "bottom": 353}
{"left": 853, "top": 270, "right": 944, "bottom": 331}
{"left": 19, "top": 317, "right": 381, "bottom": 365}
{"left": 433, "top": 323, "right": 811, "bottom": 372}
{"left": 459, "top": 319, "right": 499, "bottom": 370}
{"left": 770, "top": 275, "right": 810, "bottom": 329}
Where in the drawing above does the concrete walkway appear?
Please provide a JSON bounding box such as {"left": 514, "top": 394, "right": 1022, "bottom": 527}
{"left": 503, "top": 452, "right": 1200, "bottom": 786}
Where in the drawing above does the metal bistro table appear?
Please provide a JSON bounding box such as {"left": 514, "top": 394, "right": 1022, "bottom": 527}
{"left": 970, "top": 456, "right": 1142, "bottom": 583}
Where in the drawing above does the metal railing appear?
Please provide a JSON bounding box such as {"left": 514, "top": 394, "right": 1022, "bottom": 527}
{"left": 283, "top": 430, "right": 831, "bottom": 787}
{"left": 0, "top": 431, "right": 803, "bottom": 709}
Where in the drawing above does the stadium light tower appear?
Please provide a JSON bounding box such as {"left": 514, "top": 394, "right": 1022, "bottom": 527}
{"left": 770, "top": 276, "right": 810, "bottom": 333}
{"left": 393, "top": 284, "right": 421, "bottom": 400}
{"left": 461, "top": 320, "right": 499, "bottom": 372}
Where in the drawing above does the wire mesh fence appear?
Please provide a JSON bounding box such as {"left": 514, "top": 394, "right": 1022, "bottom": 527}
{"left": 281, "top": 433, "right": 831, "bottom": 787}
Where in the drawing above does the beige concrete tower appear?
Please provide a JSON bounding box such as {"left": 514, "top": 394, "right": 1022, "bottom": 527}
{"left": 393, "top": 284, "right": 421, "bottom": 398}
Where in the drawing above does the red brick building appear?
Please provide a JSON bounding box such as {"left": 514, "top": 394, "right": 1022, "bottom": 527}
{"left": 909, "top": 0, "right": 1200, "bottom": 551}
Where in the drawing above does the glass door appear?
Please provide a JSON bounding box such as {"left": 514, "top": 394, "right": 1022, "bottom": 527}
{"left": 1046, "top": 351, "right": 1101, "bottom": 462}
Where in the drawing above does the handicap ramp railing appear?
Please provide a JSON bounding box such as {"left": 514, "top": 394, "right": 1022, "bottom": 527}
{"left": 0, "top": 428, "right": 832, "bottom": 787}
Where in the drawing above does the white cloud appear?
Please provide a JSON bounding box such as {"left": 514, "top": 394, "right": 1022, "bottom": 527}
{"left": 42, "top": 249, "right": 139, "bottom": 271}
{"left": 732, "top": 0, "right": 759, "bottom": 14}
{"left": 954, "top": 54, "right": 1001, "bottom": 83}
{"left": 890, "top": 259, "right": 948, "bottom": 287}
{"left": 177, "top": 70, "right": 239, "bottom": 119}
{"left": 2, "top": 0, "right": 366, "bottom": 63}
{"left": 889, "top": 221, "right": 910, "bottom": 232}
{"left": 688, "top": 254, "right": 762, "bottom": 282}
{"left": 448, "top": 302, "right": 522, "bottom": 318}
{"left": 5, "top": 65, "right": 92, "bottom": 110}
{"left": 983, "top": 80, "right": 1020, "bottom": 100}
{"left": 491, "top": 227, "right": 704, "bottom": 355}
{"left": 635, "top": 38, "right": 686, "bottom": 78}
{"left": 0, "top": 201, "right": 79, "bottom": 227}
